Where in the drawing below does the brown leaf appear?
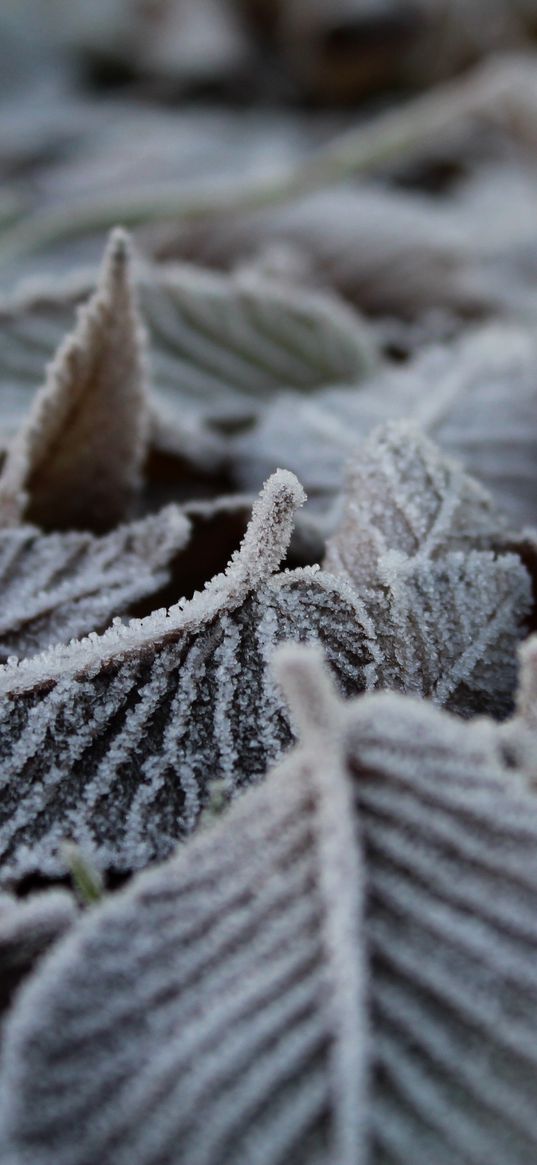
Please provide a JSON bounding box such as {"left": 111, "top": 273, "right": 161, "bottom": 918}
{"left": 0, "top": 229, "right": 149, "bottom": 533}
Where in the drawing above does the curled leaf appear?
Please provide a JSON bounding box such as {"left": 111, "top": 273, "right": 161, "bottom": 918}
{"left": 0, "top": 504, "right": 191, "bottom": 663}
{"left": 0, "top": 228, "right": 149, "bottom": 532}
{"left": 0, "top": 471, "right": 377, "bottom": 884}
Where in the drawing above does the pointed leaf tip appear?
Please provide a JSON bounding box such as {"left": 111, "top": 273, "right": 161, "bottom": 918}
{"left": 103, "top": 227, "right": 134, "bottom": 291}
{"left": 273, "top": 642, "right": 342, "bottom": 743}
{"left": 0, "top": 228, "right": 149, "bottom": 533}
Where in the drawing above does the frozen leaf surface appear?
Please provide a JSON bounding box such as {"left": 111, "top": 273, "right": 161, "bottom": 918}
{"left": 324, "top": 423, "right": 532, "bottom": 717}
{"left": 291, "top": 648, "right": 537, "bottom": 1165}
{"left": 139, "top": 264, "right": 379, "bottom": 421}
{"left": 324, "top": 421, "right": 504, "bottom": 589}
{"left": 0, "top": 505, "right": 191, "bottom": 663}
{"left": 235, "top": 324, "right": 537, "bottom": 527}
{"left": 0, "top": 229, "right": 149, "bottom": 532}
{"left": 0, "top": 471, "right": 378, "bottom": 884}
{"left": 5, "top": 646, "right": 537, "bottom": 1165}
{"left": 0, "top": 648, "right": 367, "bottom": 1165}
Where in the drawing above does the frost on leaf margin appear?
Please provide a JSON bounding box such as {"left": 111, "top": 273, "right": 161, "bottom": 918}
{"left": 0, "top": 229, "right": 149, "bottom": 533}
{"left": 0, "top": 504, "right": 191, "bottom": 663}
{"left": 324, "top": 422, "right": 532, "bottom": 718}
{"left": 0, "top": 470, "right": 378, "bottom": 885}
{"left": 0, "top": 646, "right": 367, "bottom": 1165}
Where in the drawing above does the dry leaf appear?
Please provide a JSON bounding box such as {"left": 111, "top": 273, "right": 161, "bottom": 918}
{"left": 0, "top": 505, "right": 191, "bottom": 663}
{"left": 0, "top": 471, "right": 378, "bottom": 885}
{"left": 0, "top": 229, "right": 149, "bottom": 532}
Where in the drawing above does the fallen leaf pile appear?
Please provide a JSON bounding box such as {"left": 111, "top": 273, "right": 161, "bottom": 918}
{"left": 3, "top": 6, "right": 537, "bottom": 1163}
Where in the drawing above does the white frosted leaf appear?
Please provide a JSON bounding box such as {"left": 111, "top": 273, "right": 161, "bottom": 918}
{"left": 0, "top": 229, "right": 149, "bottom": 532}
{"left": 324, "top": 423, "right": 532, "bottom": 718}
{"left": 343, "top": 697, "right": 537, "bottom": 1164}
{"left": 141, "top": 264, "right": 379, "bottom": 419}
{"left": 235, "top": 324, "right": 537, "bottom": 528}
{"left": 324, "top": 420, "right": 503, "bottom": 590}
{"left": 0, "top": 505, "right": 191, "bottom": 662}
{"left": 0, "top": 257, "right": 379, "bottom": 447}
{"left": 374, "top": 550, "right": 531, "bottom": 717}
{"left": 281, "top": 649, "right": 537, "bottom": 1164}
{"left": 0, "top": 471, "right": 378, "bottom": 884}
{"left": 5, "top": 646, "right": 537, "bottom": 1165}
{"left": 0, "top": 648, "right": 367, "bottom": 1165}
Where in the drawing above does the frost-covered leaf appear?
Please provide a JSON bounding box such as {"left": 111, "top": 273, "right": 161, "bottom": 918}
{"left": 5, "top": 644, "right": 537, "bottom": 1165}
{"left": 0, "top": 505, "right": 191, "bottom": 663}
{"left": 0, "top": 646, "right": 366, "bottom": 1165}
{"left": 139, "top": 264, "right": 379, "bottom": 420}
{"left": 235, "top": 323, "right": 537, "bottom": 528}
{"left": 173, "top": 185, "right": 494, "bottom": 320}
{"left": 286, "top": 647, "right": 537, "bottom": 1165}
{"left": 324, "top": 421, "right": 504, "bottom": 589}
{"left": 0, "top": 257, "right": 379, "bottom": 452}
{"left": 0, "top": 890, "right": 77, "bottom": 1026}
{"left": 324, "top": 423, "right": 532, "bottom": 718}
{"left": 369, "top": 550, "right": 531, "bottom": 717}
{"left": 0, "top": 229, "right": 149, "bottom": 532}
{"left": 0, "top": 471, "right": 378, "bottom": 885}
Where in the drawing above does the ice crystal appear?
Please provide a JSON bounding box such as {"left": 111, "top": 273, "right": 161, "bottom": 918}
{"left": 4, "top": 645, "right": 537, "bottom": 1165}
{"left": 0, "top": 505, "right": 190, "bottom": 662}
{"left": 0, "top": 471, "right": 378, "bottom": 884}
{"left": 0, "top": 229, "right": 149, "bottom": 532}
